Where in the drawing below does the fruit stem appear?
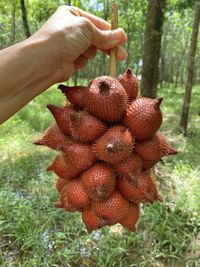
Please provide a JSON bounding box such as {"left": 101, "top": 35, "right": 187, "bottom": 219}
{"left": 109, "top": 2, "right": 118, "bottom": 77}
{"left": 126, "top": 68, "right": 133, "bottom": 76}
{"left": 99, "top": 80, "right": 110, "bottom": 94}
{"left": 154, "top": 97, "right": 163, "bottom": 110}
{"left": 106, "top": 141, "right": 123, "bottom": 153}
{"left": 106, "top": 143, "right": 115, "bottom": 152}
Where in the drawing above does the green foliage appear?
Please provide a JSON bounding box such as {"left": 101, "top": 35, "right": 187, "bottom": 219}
{"left": 0, "top": 0, "right": 199, "bottom": 84}
{"left": 168, "top": 0, "right": 195, "bottom": 11}
{"left": 0, "top": 84, "right": 200, "bottom": 266}
{"left": 28, "top": 0, "right": 58, "bottom": 31}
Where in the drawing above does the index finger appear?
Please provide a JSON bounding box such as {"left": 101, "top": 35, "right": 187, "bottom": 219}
{"left": 69, "top": 6, "right": 111, "bottom": 30}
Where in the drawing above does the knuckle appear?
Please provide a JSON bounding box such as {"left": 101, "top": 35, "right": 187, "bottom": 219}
{"left": 57, "top": 5, "right": 67, "bottom": 11}
{"left": 79, "top": 17, "right": 92, "bottom": 28}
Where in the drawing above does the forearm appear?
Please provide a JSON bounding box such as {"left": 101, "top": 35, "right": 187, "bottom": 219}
{"left": 0, "top": 6, "right": 127, "bottom": 125}
{"left": 0, "top": 37, "right": 62, "bottom": 124}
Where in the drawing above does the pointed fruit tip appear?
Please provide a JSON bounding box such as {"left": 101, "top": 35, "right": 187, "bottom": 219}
{"left": 47, "top": 165, "right": 53, "bottom": 172}
{"left": 33, "top": 139, "right": 43, "bottom": 146}
{"left": 58, "top": 84, "right": 66, "bottom": 90}
{"left": 126, "top": 68, "right": 133, "bottom": 76}
{"left": 46, "top": 104, "right": 58, "bottom": 114}
{"left": 88, "top": 79, "right": 93, "bottom": 87}
{"left": 157, "top": 194, "right": 163, "bottom": 202}
{"left": 156, "top": 96, "right": 163, "bottom": 104}
{"left": 58, "top": 84, "right": 69, "bottom": 95}
{"left": 99, "top": 80, "right": 110, "bottom": 94}
{"left": 153, "top": 97, "right": 163, "bottom": 110}
{"left": 168, "top": 147, "right": 178, "bottom": 155}
{"left": 159, "top": 158, "right": 165, "bottom": 165}
{"left": 47, "top": 105, "right": 62, "bottom": 118}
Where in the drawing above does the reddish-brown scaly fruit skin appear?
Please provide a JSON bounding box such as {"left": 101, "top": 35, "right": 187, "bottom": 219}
{"left": 69, "top": 111, "right": 107, "bottom": 143}
{"left": 82, "top": 207, "right": 107, "bottom": 232}
{"left": 47, "top": 154, "right": 80, "bottom": 180}
{"left": 92, "top": 190, "right": 130, "bottom": 225}
{"left": 55, "top": 177, "right": 69, "bottom": 192}
{"left": 123, "top": 97, "right": 163, "bottom": 140}
{"left": 47, "top": 104, "right": 73, "bottom": 135}
{"left": 93, "top": 126, "right": 134, "bottom": 164}
{"left": 60, "top": 179, "right": 90, "bottom": 211}
{"left": 117, "top": 176, "right": 147, "bottom": 203}
{"left": 149, "top": 175, "right": 163, "bottom": 202}
{"left": 33, "top": 123, "right": 70, "bottom": 150}
{"left": 141, "top": 158, "right": 157, "bottom": 170}
{"left": 114, "top": 153, "right": 142, "bottom": 182}
{"left": 119, "top": 203, "right": 140, "bottom": 231}
{"left": 83, "top": 76, "right": 128, "bottom": 122}
{"left": 58, "top": 84, "right": 86, "bottom": 110}
{"left": 118, "top": 68, "right": 139, "bottom": 100}
{"left": 81, "top": 163, "right": 116, "bottom": 201}
{"left": 117, "top": 172, "right": 162, "bottom": 203}
{"left": 135, "top": 132, "right": 178, "bottom": 163}
{"left": 61, "top": 143, "right": 95, "bottom": 172}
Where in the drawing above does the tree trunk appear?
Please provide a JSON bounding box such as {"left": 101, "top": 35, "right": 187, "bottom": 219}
{"left": 160, "top": 29, "right": 167, "bottom": 87}
{"left": 174, "top": 52, "right": 185, "bottom": 88}
{"left": 10, "top": 0, "right": 17, "bottom": 44}
{"left": 140, "top": 0, "right": 166, "bottom": 98}
{"left": 73, "top": 71, "right": 78, "bottom": 86}
{"left": 20, "top": 0, "right": 31, "bottom": 38}
{"left": 179, "top": 0, "right": 200, "bottom": 135}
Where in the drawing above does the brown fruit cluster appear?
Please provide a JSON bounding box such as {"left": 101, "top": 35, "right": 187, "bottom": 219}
{"left": 34, "top": 68, "right": 177, "bottom": 233}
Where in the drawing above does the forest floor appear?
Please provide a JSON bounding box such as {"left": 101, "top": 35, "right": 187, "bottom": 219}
{"left": 0, "top": 81, "right": 200, "bottom": 267}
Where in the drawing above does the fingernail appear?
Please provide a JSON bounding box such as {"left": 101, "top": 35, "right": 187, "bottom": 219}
{"left": 118, "top": 28, "right": 127, "bottom": 37}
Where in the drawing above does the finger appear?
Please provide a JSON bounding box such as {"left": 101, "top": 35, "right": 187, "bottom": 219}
{"left": 91, "top": 27, "right": 127, "bottom": 51}
{"left": 68, "top": 7, "right": 111, "bottom": 30}
{"left": 103, "top": 46, "right": 128, "bottom": 61}
{"left": 82, "top": 46, "right": 97, "bottom": 59}
{"left": 74, "top": 55, "right": 88, "bottom": 69}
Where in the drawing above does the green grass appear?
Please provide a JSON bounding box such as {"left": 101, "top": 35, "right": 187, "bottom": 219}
{"left": 0, "top": 82, "right": 200, "bottom": 267}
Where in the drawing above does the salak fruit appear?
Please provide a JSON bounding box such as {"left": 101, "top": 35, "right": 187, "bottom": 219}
{"left": 34, "top": 68, "right": 177, "bottom": 232}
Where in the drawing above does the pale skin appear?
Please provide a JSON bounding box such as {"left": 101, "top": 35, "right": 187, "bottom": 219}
{"left": 0, "top": 6, "right": 127, "bottom": 124}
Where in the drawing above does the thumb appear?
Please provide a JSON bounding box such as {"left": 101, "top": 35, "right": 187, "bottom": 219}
{"left": 91, "top": 27, "right": 127, "bottom": 50}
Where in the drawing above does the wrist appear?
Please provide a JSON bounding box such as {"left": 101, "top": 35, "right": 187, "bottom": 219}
{"left": 22, "top": 34, "right": 64, "bottom": 85}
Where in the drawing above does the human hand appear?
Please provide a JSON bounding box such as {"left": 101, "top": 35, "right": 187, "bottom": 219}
{"left": 28, "top": 5, "right": 127, "bottom": 82}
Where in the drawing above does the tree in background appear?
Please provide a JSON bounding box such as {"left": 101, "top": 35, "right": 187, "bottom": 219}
{"left": 20, "top": 0, "right": 31, "bottom": 38}
{"left": 140, "top": 0, "right": 166, "bottom": 98}
{"left": 0, "top": 0, "right": 199, "bottom": 88}
{"left": 11, "top": 0, "right": 17, "bottom": 44}
{"left": 179, "top": 0, "right": 200, "bottom": 135}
